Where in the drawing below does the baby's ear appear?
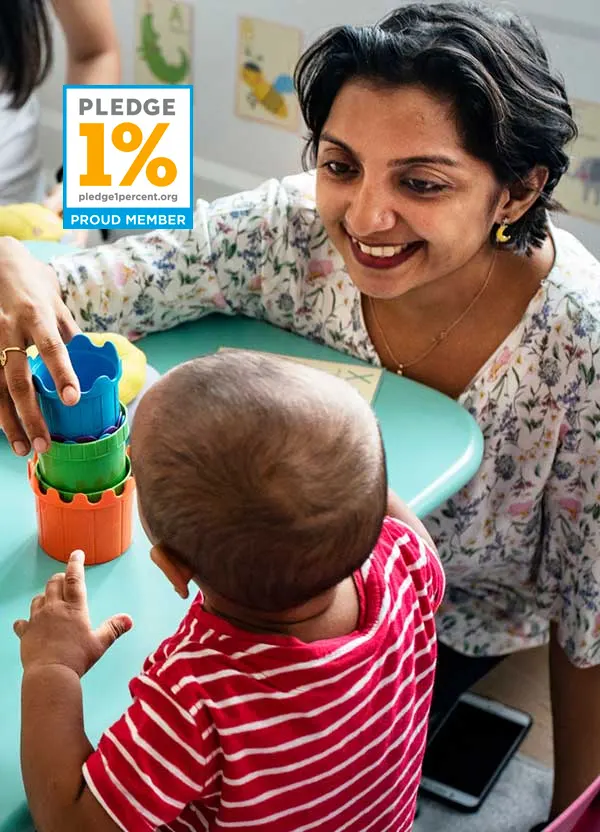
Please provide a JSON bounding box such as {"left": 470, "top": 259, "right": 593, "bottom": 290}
{"left": 150, "top": 546, "right": 194, "bottom": 599}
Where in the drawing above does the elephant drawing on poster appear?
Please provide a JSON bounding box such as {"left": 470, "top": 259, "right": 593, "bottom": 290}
{"left": 572, "top": 157, "right": 600, "bottom": 206}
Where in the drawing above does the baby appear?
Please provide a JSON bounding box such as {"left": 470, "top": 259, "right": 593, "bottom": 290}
{"left": 16, "top": 350, "right": 444, "bottom": 832}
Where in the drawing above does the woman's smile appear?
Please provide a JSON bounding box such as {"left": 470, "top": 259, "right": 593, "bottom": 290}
{"left": 346, "top": 230, "right": 425, "bottom": 271}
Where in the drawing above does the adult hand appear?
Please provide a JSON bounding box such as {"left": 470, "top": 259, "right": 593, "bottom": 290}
{"left": 0, "top": 236, "right": 81, "bottom": 455}
{"left": 13, "top": 550, "right": 133, "bottom": 678}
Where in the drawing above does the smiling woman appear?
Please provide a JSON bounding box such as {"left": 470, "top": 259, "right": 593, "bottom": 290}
{"left": 1, "top": 3, "right": 600, "bottom": 831}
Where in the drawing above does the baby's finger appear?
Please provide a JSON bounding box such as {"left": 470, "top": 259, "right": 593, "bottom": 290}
{"left": 13, "top": 619, "right": 28, "bottom": 638}
{"left": 29, "top": 594, "right": 45, "bottom": 617}
{"left": 94, "top": 614, "right": 133, "bottom": 655}
{"left": 64, "top": 550, "right": 87, "bottom": 607}
{"left": 45, "top": 572, "right": 66, "bottom": 601}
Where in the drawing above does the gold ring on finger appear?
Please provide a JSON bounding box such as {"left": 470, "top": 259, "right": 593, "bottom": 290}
{"left": 0, "top": 347, "right": 28, "bottom": 368}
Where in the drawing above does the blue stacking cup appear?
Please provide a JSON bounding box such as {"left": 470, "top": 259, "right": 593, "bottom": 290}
{"left": 30, "top": 334, "right": 122, "bottom": 440}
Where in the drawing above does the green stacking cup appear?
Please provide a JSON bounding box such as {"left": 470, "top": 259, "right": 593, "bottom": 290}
{"left": 38, "top": 405, "right": 129, "bottom": 494}
{"left": 35, "top": 456, "right": 132, "bottom": 504}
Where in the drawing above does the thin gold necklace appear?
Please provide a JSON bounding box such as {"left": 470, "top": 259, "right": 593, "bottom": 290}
{"left": 367, "top": 253, "right": 497, "bottom": 376}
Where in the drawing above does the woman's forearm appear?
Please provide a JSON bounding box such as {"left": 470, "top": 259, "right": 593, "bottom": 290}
{"left": 549, "top": 622, "right": 600, "bottom": 817}
{"left": 51, "top": 0, "right": 120, "bottom": 87}
{"left": 50, "top": 222, "right": 230, "bottom": 337}
{"left": 66, "top": 51, "right": 120, "bottom": 86}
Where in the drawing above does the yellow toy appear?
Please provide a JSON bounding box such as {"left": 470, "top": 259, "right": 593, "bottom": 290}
{"left": 28, "top": 333, "right": 147, "bottom": 406}
{"left": 87, "top": 333, "right": 147, "bottom": 405}
{"left": 0, "top": 203, "right": 64, "bottom": 241}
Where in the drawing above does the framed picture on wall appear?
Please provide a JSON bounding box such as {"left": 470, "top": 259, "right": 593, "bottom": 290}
{"left": 556, "top": 98, "right": 600, "bottom": 225}
{"left": 235, "top": 16, "right": 303, "bottom": 133}
{"left": 135, "top": 0, "right": 193, "bottom": 86}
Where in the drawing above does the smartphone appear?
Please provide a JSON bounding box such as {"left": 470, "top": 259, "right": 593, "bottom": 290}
{"left": 419, "top": 692, "right": 532, "bottom": 811}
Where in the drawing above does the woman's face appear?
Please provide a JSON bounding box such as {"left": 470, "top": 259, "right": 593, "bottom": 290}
{"left": 315, "top": 82, "right": 509, "bottom": 300}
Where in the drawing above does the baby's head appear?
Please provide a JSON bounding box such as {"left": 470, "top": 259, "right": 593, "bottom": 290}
{"left": 130, "top": 351, "right": 387, "bottom": 612}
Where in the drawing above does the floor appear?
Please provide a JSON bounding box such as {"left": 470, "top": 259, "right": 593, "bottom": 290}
{"left": 472, "top": 644, "right": 553, "bottom": 767}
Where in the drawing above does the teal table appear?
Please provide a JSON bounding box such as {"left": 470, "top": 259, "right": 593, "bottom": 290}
{"left": 0, "top": 245, "right": 483, "bottom": 830}
{"left": 22, "top": 240, "right": 77, "bottom": 260}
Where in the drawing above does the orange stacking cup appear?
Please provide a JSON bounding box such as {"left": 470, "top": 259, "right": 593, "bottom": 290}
{"left": 28, "top": 459, "right": 136, "bottom": 565}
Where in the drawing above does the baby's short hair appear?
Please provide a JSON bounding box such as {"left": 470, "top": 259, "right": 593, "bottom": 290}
{"left": 131, "top": 350, "right": 387, "bottom": 611}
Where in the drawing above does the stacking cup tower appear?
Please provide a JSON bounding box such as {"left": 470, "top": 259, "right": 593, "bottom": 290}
{"left": 28, "top": 335, "right": 136, "bottom": 565}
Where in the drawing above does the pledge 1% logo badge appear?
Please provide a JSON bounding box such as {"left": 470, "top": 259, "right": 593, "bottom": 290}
{"left": 63, "top": 85, "right": 193, "bottom": 232}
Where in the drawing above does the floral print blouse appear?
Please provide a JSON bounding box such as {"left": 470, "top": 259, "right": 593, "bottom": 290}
{"left": 52, "top": 172, "right": 600, "bottom": 668}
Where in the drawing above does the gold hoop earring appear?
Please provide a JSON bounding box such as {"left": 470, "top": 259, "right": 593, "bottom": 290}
{"left": 496, "top": 219, "right": 512, "bottom": 244}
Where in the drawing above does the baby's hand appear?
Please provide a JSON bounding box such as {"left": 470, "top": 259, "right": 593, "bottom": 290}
{"left": 13, "top": 550, "right": 133, "bottom": 678}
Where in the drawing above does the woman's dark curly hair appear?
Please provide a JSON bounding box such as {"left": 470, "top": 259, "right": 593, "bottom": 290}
{"left": 294, "top": 2, "right": 578, "bottom": 255}
{"left": 0, "top": 0, "right": 53, "bottom": 109}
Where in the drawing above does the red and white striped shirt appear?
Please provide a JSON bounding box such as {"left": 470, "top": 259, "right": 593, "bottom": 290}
{"left": 84, "top": 517, "right": 445, "bottom": 831}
